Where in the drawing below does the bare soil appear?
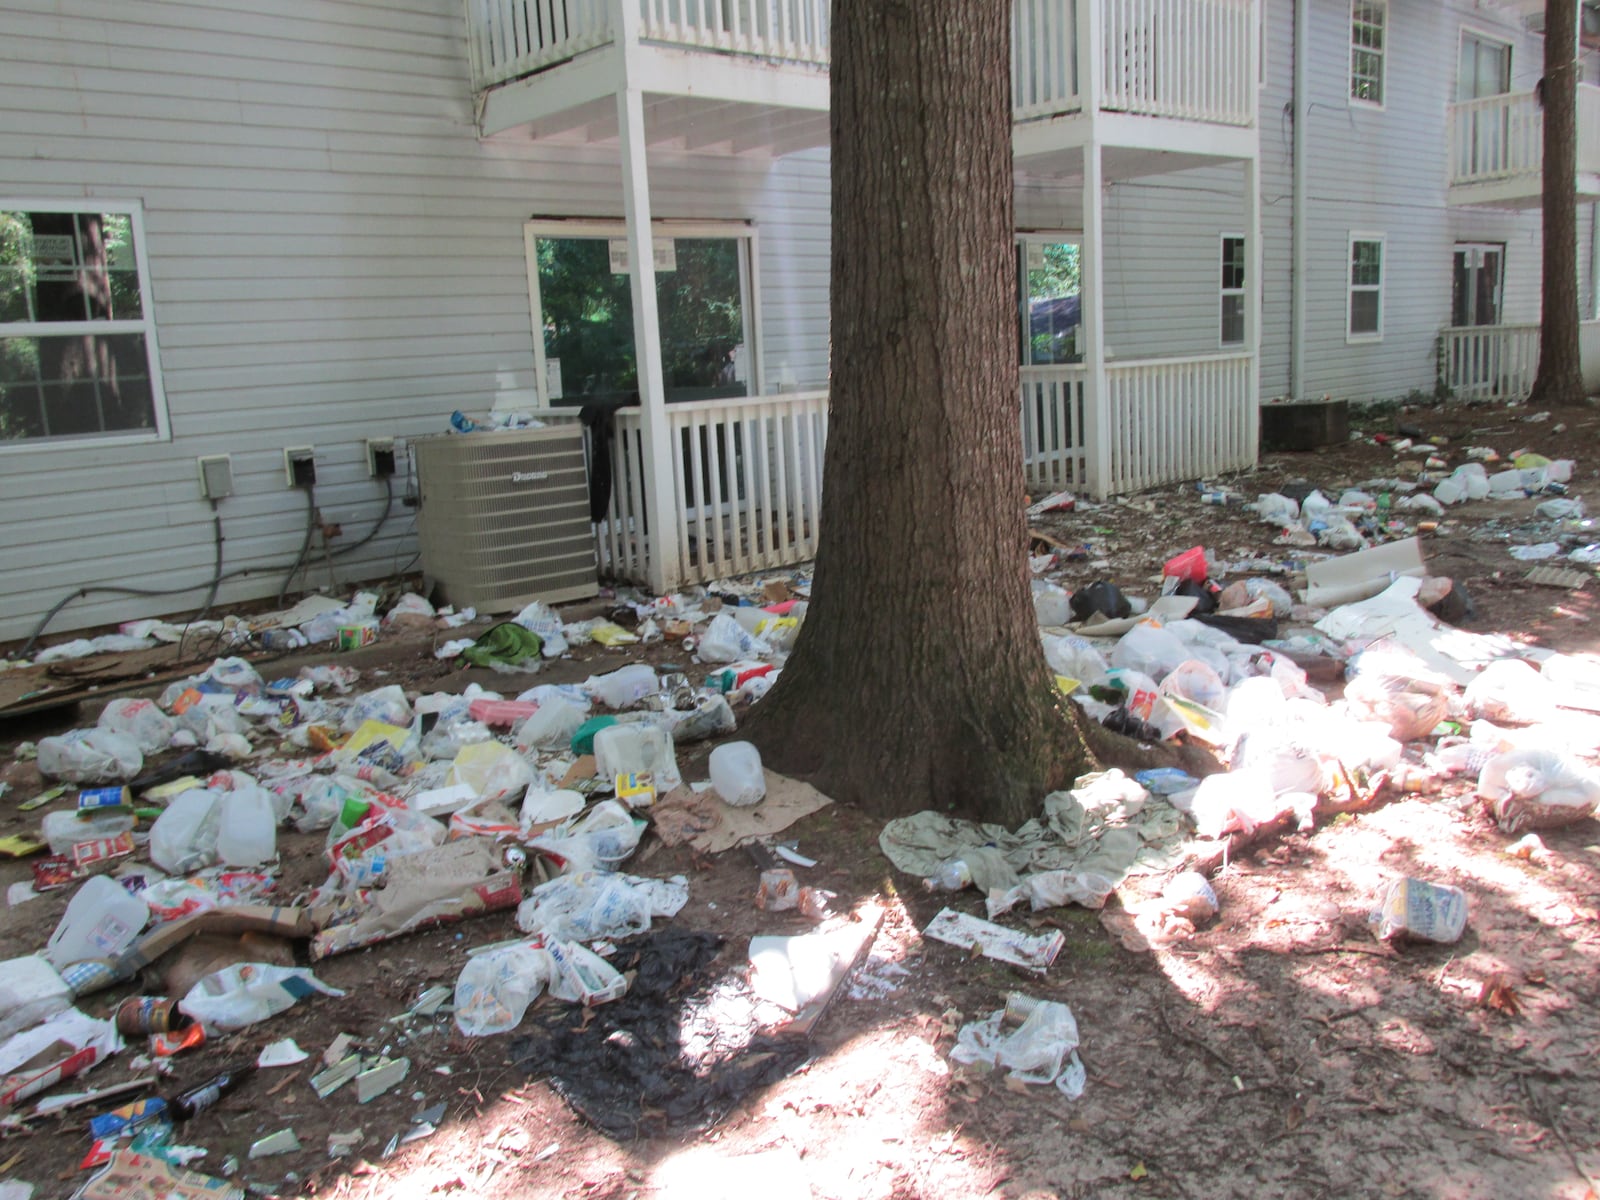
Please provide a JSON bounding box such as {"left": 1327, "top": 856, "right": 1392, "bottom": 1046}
{"left": 2, "top": 398, "right": 1599, "bottom": 1200}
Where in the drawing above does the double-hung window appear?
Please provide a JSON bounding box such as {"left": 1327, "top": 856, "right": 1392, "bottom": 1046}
{"left": 0, "top": 201, "right": 168, "bottom": 445}
{"left": 1219, "top": 235, "right": 1246, "bottom": 347}
{"left": 1350, "top": 1, "right": 1386, "bottom": 106}
{"left": 1347, "top": 234, "right": 1385, "bottom": 342}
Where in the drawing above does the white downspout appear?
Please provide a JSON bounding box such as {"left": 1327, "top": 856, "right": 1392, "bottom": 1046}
{"left": 1591, "top": 202, "right": 1599, "bottom": 319}
{"left": 1290, "top": 0, "right": 1310, "bottom": 400}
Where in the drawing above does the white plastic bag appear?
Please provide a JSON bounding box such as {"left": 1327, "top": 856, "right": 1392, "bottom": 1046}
{"left": 96, "top": 699, "right": 176, "bottom": 755}
{"left": 454, "top": 944, "right": 549, "bottom": 1037}
{"left": 985, "top": 870, "right": 1118, "bottom": 918}
{"left": 201, "top": 656, "right": 264, "bottom": 694}
{"left": 0, "top": 955, "right": 72, "bottom": 1042}
{"left": 950, "top": 999, "right": 1086, "bottom": 1099}
{"left": 36, "top": 729, "right": 143, "bottom": 783}
{"left": 1111, "top": 623, "right": 1190, "bottom": 682}
{"left": 1464, "top": 659, "right": 1558, "bottom": 725}
{"left": 179, "top": 962, "right": 344, "bottom": 1033}
{"left": 446, "top": 741, "right": 535, "bottom": 803}
{"left": 515, "top": 695, "right": 590, "bottom": 751}
{"left": 148, "top": 788, "right": 224, "bottom": 874}
{"left": 1157, "top": 660, "right": 1228, "bottom": 710}
{"left": 1186, "top": 767, "right": 1282, "bottom": 839}
{"left": 340, "top": 685, "right": 413, "bottom": 733}
{"left": 1477, "top": 748, "right": 1600, "bottom": 833}
{"left": 697, "top": 613, "right": 769, "bottom": 664}
{"left": 529, "top": 800, "right": 645, "bottom": 872}
{"left": 1032, "top": 581, "right": 1073, "bottom": 627}
{"left": 1041, "top": 634, "right": 1109, "bottom": 686}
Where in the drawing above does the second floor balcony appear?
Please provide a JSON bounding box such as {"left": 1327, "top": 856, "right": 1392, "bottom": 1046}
{"left": 1448, "top": 83, "right": 1600, "bottom": 208}
{"left": 467, "top": 0, "right": 1259, "bottom": 162}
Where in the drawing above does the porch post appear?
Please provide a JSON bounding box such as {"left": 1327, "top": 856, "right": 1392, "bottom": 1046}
{"left": 1080, "top": 140, "right": 1110, "bottom": 498}
{"left": 616, "top": 85, "right": 681, "bottom": 593}
{"left": 1244, "top": 154, "right": 1261, "bottom": 463}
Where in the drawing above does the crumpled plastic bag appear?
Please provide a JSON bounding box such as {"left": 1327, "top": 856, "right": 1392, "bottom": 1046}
{"left": 1477, "top": 748, "right": 1600, "bottom": 833}
{"left": 1464, "top": 659, "right": 1559, "bottom": 725}
{"left": 446, "top": 740, "right": 535, "bottom": 804}
{"left": 454, "top": 944, "right": 550, "bottom": 1037}
{"left": 985, "top": 869, "right": 1118, "bottom": 917}
{"left": 36, "top": 729, "right": 143, "bottom": 783}
{"left": 950, "top": 999, "right": 1086, "bottom": 1099}
{"left": 1343, "top": 652, "right": 1453, "bottom": 742}
{"left": 696, "top": 613, "right": 770, "bottom": 664}
{"left": 340, "top": 685, "right": 413, "bottom": 733}
{"left": 528, "top": 800, "right": 646, "bottom": 873}
{"left": 514, "top": 870, "right": 689, "bottom": 942}
{"left": 1111, "top": 622, "right": 1190, "bottom": 682}
{"left": 96, "top": 699, "right": 176, "bottom": 755}
{"left": 178, "top": 963, "right": 344, "bottom": 1033}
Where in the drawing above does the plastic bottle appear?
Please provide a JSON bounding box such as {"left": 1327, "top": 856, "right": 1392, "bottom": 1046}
{"left": 215, "top": 783, "right": 277, "bottom": 866}
{"left": 169, "top": 1063, "right": 257, "bottom": 1120}
{"left": 41, "top": 808, "right": 135, "bottom": 856}
{"left": 922, "top": 859, "right": 972, "bottom": 892}
{"left": 43, "top": 875, "right": 150, "bottom": 969}
{"left": 708, "top": 741, "right": 766, "bottom": 807}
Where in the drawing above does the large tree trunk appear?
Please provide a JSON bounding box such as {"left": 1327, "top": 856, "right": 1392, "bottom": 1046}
{"left": 1528, "top": 0, "right": 1586, "bottom": 407}
{"left": 743, "top": 0, "right": 1092, "bottom": 825}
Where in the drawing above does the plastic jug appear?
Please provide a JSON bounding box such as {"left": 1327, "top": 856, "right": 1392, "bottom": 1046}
{"left": 149, "top": 787, "right": 224, "bottom": 873}
{"left": 709, "top": 741, "right": 766, "bottom": 807}
{"left": 593, "top": 723, "right": 680, "bottom": 791}
{"left": 215, "top": 783, "right": 277, "bottom": 866}
{"left": 43, "top": 875, "right": 150, "bottom": 969}
{"left": 586, "top": 664, "right": 658, "bottom": 710}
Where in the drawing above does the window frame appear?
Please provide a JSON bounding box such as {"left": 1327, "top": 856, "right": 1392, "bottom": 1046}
{"left": 1346, "top": 231, "right": 1386, "bottom": 343}
{"left": 1015, "top": 231, "right": 1084, "bottom": 367}
{"left": 522, "top": 218, "right": 761, "bottom": 407}
{"left": 1349, "top": 0, "right": 1387, "bottom": 109}
{"left": 1219, "top": 232, "right": 1246, "bottom": 348}
{"left": 1456, "top": 27, "right": 1512, "bottom": 102}
{"left": 0, "top": 197, "right": 170, "bottom": 453}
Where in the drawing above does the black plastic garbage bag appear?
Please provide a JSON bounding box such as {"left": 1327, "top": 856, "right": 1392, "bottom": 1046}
{"left": 1070, "top": 580, "right": 1131, "bottom": 622}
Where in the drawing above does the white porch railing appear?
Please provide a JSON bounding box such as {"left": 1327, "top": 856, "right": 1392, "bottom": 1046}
{"left": 1100, "top": 0, "right": 1254, "bottom": 124}
{"left": 1103, "top": 353, "right": 1254, "bottom": 494}
{"left": 639, "top": 0, "right": 829, "bottom": 64}
{"left": 594, "top": 391, "right": 828, "bottom": 586}
{"left": 1441, "top": 324, "right": 1540, "bottom": 402}
{"left": 465, "top": 0, "right": 828, "bottom": 92}
{"left": 1020, "top": 365, "right": 1088, "bottom": 489}
{"left": 1448, "top": 84, "right": 1600, "bottom": 187}
{"left": 1012, "top": 0, "right": 1080, "bottom": 120}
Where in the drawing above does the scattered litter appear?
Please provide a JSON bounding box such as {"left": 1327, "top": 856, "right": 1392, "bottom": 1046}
{"left": 1525, "top": 566, "right": 1589, "bottom": 590}
{"left": 255, "top": 1039, "right": 308, "bottom": 1069}
{"left": 951, "top": 995, "right": 1086, "bottom": 1099}
{"left": 922, "top": 908, "right": 1065, "bottom": 973}
{"left": 247, "top": 1128, "right": 300, "bottom": 1158}
{"left": 355, "top": 1057, "right": 410, "bottom": 1103}
{"left": 1369, "top": 878, "right": 1469, "bottom": 944}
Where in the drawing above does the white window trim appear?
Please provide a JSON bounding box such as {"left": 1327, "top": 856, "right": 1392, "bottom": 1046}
{"left": 523, "top": 218, "right": 761, "bottom": 405}
{"left": 0, "top": 197, "right": 170, "bottom": 454}
{"left": 1016, "top": 231, "right": 1084, "bottom": 368}
{"left": 1349, "top": 0, "right": 1387, "bottom": 111}
{"left": 1347, "top": 231, "right": 1386, "bottom": 344}
{"left": 1457, "top": 26, "right": 1513, "bottom": 100}
{"left": 1219, "top": 232, "right": 1246, "bottom": 349}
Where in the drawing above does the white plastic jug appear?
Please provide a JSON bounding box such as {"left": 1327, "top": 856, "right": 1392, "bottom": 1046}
{"left": 709, "top": 741, "right": 766, "bottom": 807}
{"left": 586, "top": 664, "right": 658, "bottom": 710}
{"left": 43, "top": 875, "right": 150, "bottom": 969}
{"left": 216, "top": 783, "right": 277, "bottom": 866}
{"left": 149, "top": 787, "right": 224, "bottom": 873}
{"left": 593, "top": 723, "right": 680, "bottom": 791}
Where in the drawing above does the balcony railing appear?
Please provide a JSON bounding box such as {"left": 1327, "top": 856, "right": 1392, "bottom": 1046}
{"left": 1449, "top": 83, "right": 1600, "bottom": 188}
{"left": 468, "top": 0, "right": 1255, "bottom": 131}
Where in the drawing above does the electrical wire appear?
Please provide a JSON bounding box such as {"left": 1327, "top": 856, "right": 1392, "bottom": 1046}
{"left": 22, "top": 473, "right": 399, "bottom": 659}
{"left": 277, "top": 483, "right": 319, "bottom": 606}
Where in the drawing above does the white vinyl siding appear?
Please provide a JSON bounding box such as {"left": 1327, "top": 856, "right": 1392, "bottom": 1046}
{"left": 0, "top": 0, "right": 832, "bottom": 644}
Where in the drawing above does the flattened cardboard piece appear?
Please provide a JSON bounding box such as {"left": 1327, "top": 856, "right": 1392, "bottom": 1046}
{"left": 922, "top": 908, "right": 1065, "bottom": 973}
{"left": 1302, "top": 536, "right": 1425, "bottom": 608}
{"left": 1077, "top": 594, "right": 1196, "bottom": 638}
{"left": 651, "top": 771, "right": 833, "bottom": 854}
{"left": 114, "top": 905, "right": 312, "bottom": 982}
{"left": 748, "top": 905, "right": 882, "bottom": 1019}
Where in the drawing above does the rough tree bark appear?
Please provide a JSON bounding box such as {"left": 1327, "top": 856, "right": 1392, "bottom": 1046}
{"left": 743, "top": 0, "right": 1092, "bottom": 825}
{"left": 1528, "top": 0, "right": 1586, "bottom": 407}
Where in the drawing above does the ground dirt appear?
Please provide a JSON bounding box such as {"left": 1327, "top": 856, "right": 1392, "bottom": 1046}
{"left": 2, "top": 398, "right": 1599, "bottom": 1200}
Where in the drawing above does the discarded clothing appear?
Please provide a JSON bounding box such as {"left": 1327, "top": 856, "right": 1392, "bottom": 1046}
{"left": 460, "top": 623, "right": 543, "bottom": 669}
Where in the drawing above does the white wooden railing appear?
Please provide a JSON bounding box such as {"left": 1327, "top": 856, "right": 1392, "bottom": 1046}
{"left": 1012, "top": 0, "right": 1080, "bottom": 120}
{"left": 1103, "top": 353, "right": 1254, "bottom": 494}
{"left": 1449, "top": 84, "right": 1600, "bottom": 187}
{"left": 1020, "top": 365, "right": 1088, "bottom": 489}
{"left": 465, "top": 0, "right": 828, "bottom": 91}
{"left": 594, "top": 391, "right": 828, "bottom": 586}
{"left": 640, "top": 0, "right": 829, "bottom": 63}
{"left": 1100, "top": 0, "right": 1254, "bottom": 124}
{"left": 1440, "top": 324, "right": 1540, "bottom": 402}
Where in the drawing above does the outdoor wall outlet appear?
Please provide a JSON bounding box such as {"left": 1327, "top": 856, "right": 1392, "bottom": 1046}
{"left": 366, "top": 437, "right": 397, "bottom": 478}
{"left": 284, "top": 446, "right": 316, "bottom": 488}
{"left": 196, "top": 453, "right": 234, "bottom": 500}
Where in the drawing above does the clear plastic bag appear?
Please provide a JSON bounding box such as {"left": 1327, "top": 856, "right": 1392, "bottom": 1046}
{"left": 37, "top": 729, "right": 143, "bottom": 783}
{"left": 148, "top": 788, "right": 224, "bottom": 873}
{"left": 201, "top": 656, "right": 264, "bottom": 694}
{"left": 179, "top": 963, "right": 343, "bottom": 1032}
{"left": 514, "top": 869, "right": 688, "bottom": 942}
{"left": 445, "top": 741, "right": 534, "bottom": 803}
{"left": 1464, "top": 659, "right": 1558, "bottom": 725}
{"left": 950, "top": 999, "right": 1086, "bottom": 1099}
{"left": 454, "top": 944, "right": 549, "bottom": 1037}
{"left": 340, "top": 685, "right": 413, "bottom": 733}
{"left": 96, "top": 699, "right": 176, "bottom": 755}
{"left": 528, "top": 800, "right": 644, "bottom": 872}
{"left": 697, "top": 613, "right": 770, "bottom": 664}
{"left": 1157, "top": 659, "right": 1228, "bottom": 710}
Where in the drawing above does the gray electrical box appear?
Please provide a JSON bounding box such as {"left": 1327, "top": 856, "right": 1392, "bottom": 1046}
{"left": 197, "top": 454, "right": 234, "bottom": 500}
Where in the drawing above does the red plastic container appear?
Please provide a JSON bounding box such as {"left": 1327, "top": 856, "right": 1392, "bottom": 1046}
{"left": 1163, "top": 545, "right": 1209, "bottom": 583}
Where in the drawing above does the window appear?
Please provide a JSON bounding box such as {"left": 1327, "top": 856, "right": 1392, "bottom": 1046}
{"left": 1350, "top": 1, "right": 1386, "bottom": 106}
{"left": 0, "top": 202, "right": 167, "bottom": 445}
{"left": 1016, "top": 236, "right": 1081, "bottom": 365}
{"left": 1219, "top": 235, "right": 1246, "bottom": 346}
{"left": 524, "top": 220, "right": 755, "bottom": 406}
{"left": 1347, "top": 234, "right": 1384, "bottom": 341}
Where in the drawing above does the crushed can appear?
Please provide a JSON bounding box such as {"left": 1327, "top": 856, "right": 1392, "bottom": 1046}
{"left": 115, "top": 996, "right": 192, "bottom": 1036}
